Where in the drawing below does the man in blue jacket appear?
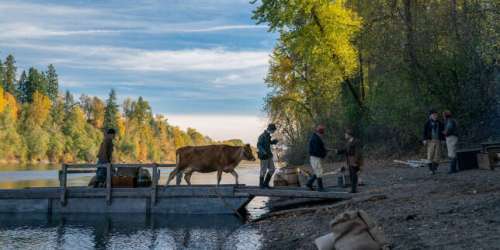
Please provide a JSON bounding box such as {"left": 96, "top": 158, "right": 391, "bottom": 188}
{"left": 306, "top": 125, "right": 327, "bottom": 192}
{"left": 257, "top": 124, "right": 278, "bottom": 188}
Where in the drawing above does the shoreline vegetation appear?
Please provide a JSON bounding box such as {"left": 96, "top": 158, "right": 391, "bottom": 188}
{"left": 249, "top": 1, "right": 499, "bottom": 247}
{"left": 251, "top": 0, "right": 499, "bottom": 164}
{"left": 0, "top": 53, "right": 247, "bottom": 165}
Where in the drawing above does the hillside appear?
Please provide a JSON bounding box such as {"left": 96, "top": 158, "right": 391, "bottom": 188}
{"left": 0, "top": 54, "right": 238, "bottom": 163}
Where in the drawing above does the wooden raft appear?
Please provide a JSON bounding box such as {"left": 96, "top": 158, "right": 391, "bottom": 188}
{"left": 0, "top": 163, "right": 352, "bottom": 215}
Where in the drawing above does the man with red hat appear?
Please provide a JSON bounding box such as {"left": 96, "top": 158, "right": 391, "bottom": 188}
{"left": 306, "top": 124, "right": 327, "bottom": 192}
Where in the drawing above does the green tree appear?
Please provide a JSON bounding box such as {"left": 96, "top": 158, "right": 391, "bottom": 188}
{"left": 25, "top": 67, "right": 48, "bottom": 102}
{"left": 3, "top": 54, "right": 17, "bottom": 94}
{"left": 104, "top": 89, "right": 119, "bottom": 130}
{"left": 64, "top": 90, "right": 75, "bottom": 113}
{"left": 16, "top": 71, "right": 27, "bottom": 103}
{"left": 46, "top": 64, "right": 59, "bottom": 102}
{"left": 0, "top": 59, "right": 4, "bottom": 91}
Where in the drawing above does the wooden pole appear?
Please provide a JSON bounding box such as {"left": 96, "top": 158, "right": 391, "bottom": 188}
{"left": 106, "top": 163, "right": 112, "bottom": 205}
{"left": 151, "top": 164, "right": 158, "bottom": 206}
{"left": 59, "top": 164, "right": 67, "bottom": 206}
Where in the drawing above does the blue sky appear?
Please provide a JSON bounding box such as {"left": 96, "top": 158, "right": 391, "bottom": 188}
{"left": 0, "top": 0, "right": 277, "bottom": 143}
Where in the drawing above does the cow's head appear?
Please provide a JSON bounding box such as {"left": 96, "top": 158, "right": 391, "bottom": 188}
{"left": 242, "top": 144, "right": 256, "bottom": 161}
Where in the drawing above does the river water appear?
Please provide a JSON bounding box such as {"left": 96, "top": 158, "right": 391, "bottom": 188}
{"left": 0, "top": 163, "right": 266, "bottom": 250}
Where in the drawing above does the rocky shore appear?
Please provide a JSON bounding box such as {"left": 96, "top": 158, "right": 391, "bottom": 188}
{"left": 246, "top": 160, "right": 500, "bottom": 249}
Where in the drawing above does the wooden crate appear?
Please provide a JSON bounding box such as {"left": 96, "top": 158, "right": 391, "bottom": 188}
{"left": 477, "top": 153, "right": 491, "bottom": 170}
{"left": 111, "top": 176, "right": 136, "bottom": 188}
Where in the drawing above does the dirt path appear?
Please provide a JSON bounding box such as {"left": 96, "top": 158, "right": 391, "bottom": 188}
{"left": 246, "top": 161, "right": 500, "bottom": 249}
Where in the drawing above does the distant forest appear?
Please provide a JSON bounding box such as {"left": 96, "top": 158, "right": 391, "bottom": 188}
{"left": 0, "top": 54, "right": 243, "bottom": 163}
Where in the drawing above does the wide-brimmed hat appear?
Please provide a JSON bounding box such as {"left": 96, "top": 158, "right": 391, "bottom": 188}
{"left": 267, "top": 123, "right": 277, "bottom": 131}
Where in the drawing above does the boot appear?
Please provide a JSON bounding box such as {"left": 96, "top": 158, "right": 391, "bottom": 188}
{"left": 350, "top": 173, "right": 358, "bottom": 193}
{"left": 429, "top": 163, "right": 436, "bottom": 175}
{"left": 317, "top": 178, "right": 325, "bottom": 192}
{"left": 448, "top": 158, "right": 458, "bottom": 174}
{"left": 259, "top": 176, "right": 265, "bottom": 188}
{"left": 263, "top": 173, "right": 273, "bottom": 188}
{"left": 306, "top": 175, "right": 317, "bottom": 190}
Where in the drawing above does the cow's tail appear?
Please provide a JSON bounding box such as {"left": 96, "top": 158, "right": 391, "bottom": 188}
{"left": 175, "top": 150, "right": 180, "bottom": 168}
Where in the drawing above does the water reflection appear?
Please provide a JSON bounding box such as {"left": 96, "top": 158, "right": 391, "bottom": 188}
{"left": 0, "top": 163, "right": 262, "bottom": 189}
{"left": 0, "top": 213, "right": 262, "bottom": 249}
{"left": 0, "top": 163, "right": 268, "bottom": 249}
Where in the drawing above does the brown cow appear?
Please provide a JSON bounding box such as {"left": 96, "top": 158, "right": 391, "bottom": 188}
{"left": 166, "top": 144, "right": 256, "bottom": 186}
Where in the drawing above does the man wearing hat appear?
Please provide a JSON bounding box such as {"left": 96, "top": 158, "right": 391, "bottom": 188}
{"left": 337, "top": 128, "right": 363, "bottom": 193}
{"left": 306, "top": 125, "right": 328, "bottom": 192}
{"left": 257, "top": 123, "right": 278, "bottom": 188}
{"left": 423, "top": 109, "right": 445, "bottom": 174}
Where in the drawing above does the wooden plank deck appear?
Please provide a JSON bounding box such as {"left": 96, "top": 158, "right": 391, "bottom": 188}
{"left": 0, "top": 185, "right": 351, "bottom": 200}
{"left": 234, "top": 186, "right": 352, "bottom": 199}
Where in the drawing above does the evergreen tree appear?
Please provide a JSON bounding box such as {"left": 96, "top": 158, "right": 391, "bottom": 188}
{"left": 131, "top": 96, "right": 152, "bottom": 124}
{"left": 63, "top": 91, "right": 75, "bottom": 113}
{"left": 3, "top": 54, "right": 17, "bottom": 94}
{"left": 0, "top": 59, "right": 4, "bottom": 91}
{"left": 103, "top": 89, "right": 119, "bottom": 130}
{"left": 25, "top": 67, "right": 48, "bottom": 102}
{"left": 16, "top": 71, "right": 27, "bottom": 103}
{"left": 46, "top": 64, "right": 59, "bottom": 102}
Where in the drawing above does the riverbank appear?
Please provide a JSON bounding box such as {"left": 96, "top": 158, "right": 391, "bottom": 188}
{"left": 248, "top": 160, "right": 500, "bottom": 249}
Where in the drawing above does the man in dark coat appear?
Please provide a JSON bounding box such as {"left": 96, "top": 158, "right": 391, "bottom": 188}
{"left": 443, "top": 110, "right": 459, "bottom": 173}
{"left": 257, "top": 124, "right": 278, "bottom": 188}
{"left": 306, "top": 125, "right": 328, "bottom": 192}
{"left": 423, "top": 110, "right": 445, "bottom": 174}
{"left": 94, "top": 128, "right": 116, "bottom": 187}
{"left": 337, "top": 128, "right": 363, "bottom": 193}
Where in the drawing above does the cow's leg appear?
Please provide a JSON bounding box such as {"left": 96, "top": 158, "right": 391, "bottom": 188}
{"left": 184, "top": 168, "right": 193, "bottom": 186}
{"left": 216, "top": 169, "right": 223, "bottom": 186}
{"left": 166, "top": 168, "right": 179, "bottom": 186}
{"left": 229, "top": 170, "right": 239, "bottom": 186}
{"left": 175, "top": 170, "right": 183, "bottom": 185}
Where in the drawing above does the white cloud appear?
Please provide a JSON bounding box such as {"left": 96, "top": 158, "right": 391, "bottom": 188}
{"left": 147, "top": 24, "right": 267, "bottom": 34}
{"left": 111, "top": 48, "right": 269, "bottom": 72}
{"left": 166, "top": 114, "right": 269, "bottom": 144}
{"left": 212, "top": 67, "right": 267, "bottom": 86}
{"left": 2, "top": 42, "right": 270, "bottom": 72}
{"left": 0, "top": 23, "right": 121, "bottom": 39}
{"left": 0, "top": 2, "right": 100, "bottom": 16}
{"left": 0, "top": 1, "right": 267, "bottom": 41}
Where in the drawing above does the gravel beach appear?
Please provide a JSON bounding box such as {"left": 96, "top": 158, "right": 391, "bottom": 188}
{"left": 247, "top": 160, "right": 500, "bottom": 249}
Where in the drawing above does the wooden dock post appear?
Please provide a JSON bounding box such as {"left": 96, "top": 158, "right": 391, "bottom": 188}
{"left": 59, "top": 164, "right": 67, "bottom": 206}
{"left": 151, "top": 164, "right": 158, "bottom": 206}
{"left": 106, "top": 163, "right": 112, "bottom": 205}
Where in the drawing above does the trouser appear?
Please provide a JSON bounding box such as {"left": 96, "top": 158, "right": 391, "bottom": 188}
{"left": 427, "top": 140, "right": 441, "bottom": 173}
{"left": 96, "top": 167, "right": 107, "bottom": 184}
{"left": 95, "top": 161, "right": 111, "bottom": 187}
{"left": 349, "top": 166, "right": 360, "bottom": 193}
{"left": 446, "top": 136, "right": 458, "bottom": 173}
{"left": 260, "top": 159, "right": 275, "bottom": 187}
{"left": 310, "top": 156, "right": 324, "bottom": 177}
{"left": 260, "top": 159, "right": 275, "bottom": 177}
{"left": 427, "top": 140, "right": 441, "bottom": 164}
